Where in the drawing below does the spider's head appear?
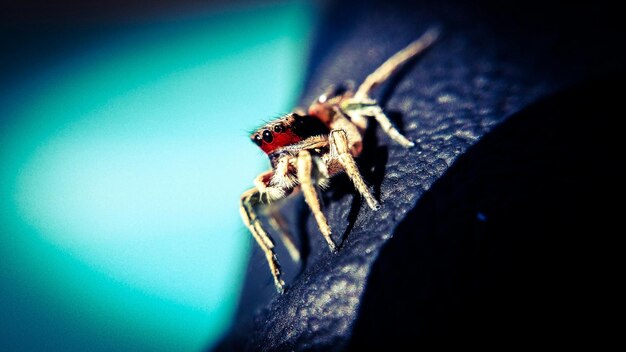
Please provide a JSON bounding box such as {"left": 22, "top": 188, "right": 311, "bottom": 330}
{"left": 250, "top": 113, "right": 329, "bottom": 154}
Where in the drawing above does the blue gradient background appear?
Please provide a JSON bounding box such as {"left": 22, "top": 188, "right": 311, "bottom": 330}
{"left": 0, "top": 2, "right": 312, "bottom": 350}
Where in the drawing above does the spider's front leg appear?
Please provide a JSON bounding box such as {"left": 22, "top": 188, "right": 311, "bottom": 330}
{"left": 239, "top": 187, "right": 285, "bottom": 293}
{"left": 296, "top": 150, "right": 337, "bottom": 252}
{"left": 329, "top": 129, "right": 381, "bottom": 210}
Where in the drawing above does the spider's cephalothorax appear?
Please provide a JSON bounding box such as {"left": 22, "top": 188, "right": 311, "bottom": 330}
{"left": 239, "top": 28, "right": 439, "bottom": 293}
{"left": 251, "top": 113, "right": 330, "bottom": 155}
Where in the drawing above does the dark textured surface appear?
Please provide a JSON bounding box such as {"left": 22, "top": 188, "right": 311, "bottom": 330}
{"left": 215, "top": 0, "right": 624, "bottom": 350}
{"left": 350, "top": 78, "right": 622, "bottom": 348}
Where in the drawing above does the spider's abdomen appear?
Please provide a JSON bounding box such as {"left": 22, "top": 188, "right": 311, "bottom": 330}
{"left": 291, "top": 114, "right": 329, "bottom": 139}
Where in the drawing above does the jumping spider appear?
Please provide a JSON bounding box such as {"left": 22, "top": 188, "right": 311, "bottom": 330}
{"left": 240, "top": 28, "right": 439, "bottom": 293}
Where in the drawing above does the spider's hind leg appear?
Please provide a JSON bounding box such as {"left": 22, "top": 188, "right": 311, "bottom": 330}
{"left": 328, "top": 129, "right": 381, "bottom": 210}
{"left": 365, "top": 104, "right": 415, "bottom": 148}
{"left": 341, "top": 27, "right": 440, "bottom": 148}
{"left": 342, "top": 100, "right": 415, "bottom": 148}
{"left": 353, "top": 27, "right": 440, "bottom": 100}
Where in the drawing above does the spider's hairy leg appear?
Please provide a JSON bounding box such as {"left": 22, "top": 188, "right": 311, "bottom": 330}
{"left": 330, "top": 106, "right": 364, "bottom": 156}
{"left": 341, "top": 100, "right": 415, "bottom": 148}
{"left": 329, "top": 129, "right": 381, "bottom": 210}
{"left": 239, "top": 187, "right": 285, "bottom": 293}
{"left": 368, "top": 104, "right": 415, "bottom": 148}
{"left": 297, "top": 150, "right": 337, "bottom": 252}
{"left": 342, "top": 27, "right": 439, "bottom": 148}
{"left": 354, "top": 27, "right": 440, "bottom": 100}
{"left": 268, "top": 209, "right": 300, "bottom": 262}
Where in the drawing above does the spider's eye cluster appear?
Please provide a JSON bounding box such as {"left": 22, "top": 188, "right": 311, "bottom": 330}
{"left": 253, "top": 123, "right": 287, "bottom": 147}
{"left": 251, "top": 118, "right": 302, "bottom": 154}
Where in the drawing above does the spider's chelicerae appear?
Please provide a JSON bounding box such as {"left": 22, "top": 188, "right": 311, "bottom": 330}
{"left": 240, "top": 28, "right": 439, "bottom": 293}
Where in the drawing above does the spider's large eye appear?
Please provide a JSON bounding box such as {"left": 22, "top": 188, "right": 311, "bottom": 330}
{"left": 273, "top": 124, "right": 284, "bottom": 133}
{"left": 253, "top": 134, "right": 263, "bottom": 146}
{"left": 262, "top": 130, "right": 273, "bottom": 143}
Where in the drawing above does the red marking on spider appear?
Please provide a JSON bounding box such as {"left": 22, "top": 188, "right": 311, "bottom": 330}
{"left": 256, "top": 129, "right": 302, "bottom": 154}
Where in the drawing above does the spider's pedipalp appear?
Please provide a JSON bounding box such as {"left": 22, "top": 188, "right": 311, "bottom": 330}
{"left": 269, "top": 157, "right": 297, "bottom": 196}
{"left": 312, "top": 155, "right": 331, "bottom": 189}
{"left": 297, "top": 150, "right": 337, "bottom": 252}
{"left": 328, "top": 129, "right": 380, "bottom": 210}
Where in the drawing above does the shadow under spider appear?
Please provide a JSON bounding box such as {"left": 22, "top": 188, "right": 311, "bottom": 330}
{"left": 295, "top": 199, "right": 312, "bottom": 271}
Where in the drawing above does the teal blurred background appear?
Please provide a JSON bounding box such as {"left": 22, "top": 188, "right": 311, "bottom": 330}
{"left": 0, "top": 1, "right": 313, "bottom": 350}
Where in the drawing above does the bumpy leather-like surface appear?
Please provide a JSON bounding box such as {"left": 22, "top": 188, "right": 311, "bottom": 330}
{"left": 215, "top": 0, "right": 624, "bottom": 350}
{"left": 349, "top": 77, "right": 622, "bottom": 348}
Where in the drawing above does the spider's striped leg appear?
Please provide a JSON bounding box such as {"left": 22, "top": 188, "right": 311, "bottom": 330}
{"left": 365, "top": 105, "right": 415, "bottom": 148}
{"left": 341, "top": 101, "right": 414, "bottom": 148}
{"left": 329, "top": 129, "right": 380, "bottom": 210}
{"left": 239, "top": 187, "right": 285, "bottom": 293}
{"left": 297, "top": 150, "right": 337, "bottom": 252}
{"left": 353, "top": 27, "right": 440, "bottom": 100}
{"left": 343, "top": 27, "right": 439, "bottom": 148}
